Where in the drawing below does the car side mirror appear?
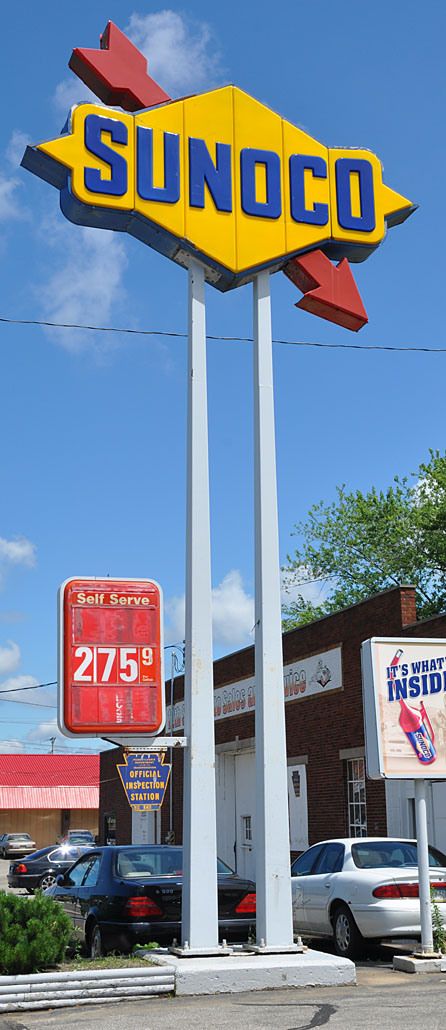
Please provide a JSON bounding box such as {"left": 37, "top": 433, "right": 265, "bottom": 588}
{"left": 56, "top": 873, "right": 70, "bottom": 886}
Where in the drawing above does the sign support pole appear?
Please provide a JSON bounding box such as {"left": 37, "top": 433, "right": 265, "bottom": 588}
{"left": 414, "top": 779, "right": 434, "bottom": 954}
{"left": 252, "top": 270, "right": 296, "bottom": 951}
{"left": 180, "top": 259, "right": 219, "bottom": 953}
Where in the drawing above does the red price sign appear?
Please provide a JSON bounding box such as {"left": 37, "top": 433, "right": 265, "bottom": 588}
{"left": 59, "top": 578, "right": 165, "bottom": 736}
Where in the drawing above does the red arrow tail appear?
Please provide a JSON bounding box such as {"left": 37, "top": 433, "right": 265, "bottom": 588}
{"left": 284, "top": 250, "right": 368, "bottom": 332}
{"left": 69, "top": 21, "right": 171, "bottom": 112}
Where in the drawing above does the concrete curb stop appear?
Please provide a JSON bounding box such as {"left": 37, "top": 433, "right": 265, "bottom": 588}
{"left": 393, "top": 954, "right": 446, "bottom": 974}
{"left": 148, "top": 949, "right": 356, "bottom": 996}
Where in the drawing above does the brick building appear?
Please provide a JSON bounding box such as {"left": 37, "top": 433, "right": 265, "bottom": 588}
{"left": 99, "top": 585, "right": 446, "bottom": 874}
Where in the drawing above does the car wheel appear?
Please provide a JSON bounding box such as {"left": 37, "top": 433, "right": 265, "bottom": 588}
{"left": 39, "top": 873, "right": 57, "bottom": 890}
{"left": 333, "top": 904, "right": 364, "bottom": 960}
{"left": 89, "top": 923, "right": 104, "bottom": 959}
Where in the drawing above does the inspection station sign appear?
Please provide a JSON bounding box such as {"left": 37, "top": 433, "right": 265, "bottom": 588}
{"left": 58, "top": 577, "right": 164, "bottom": 738}
{"left": 361, "top": 638, "right": 446, "bottom": 780}
{"left": 117, "top": 751, "right": 171, "bottom": 812}
{"left": 21, "top": 22, "right": 415, "bottom": 326}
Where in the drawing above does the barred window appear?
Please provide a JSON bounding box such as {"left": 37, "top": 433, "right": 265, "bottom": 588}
{"left": 346, "top": 758, "right": 367, "bottom": 837}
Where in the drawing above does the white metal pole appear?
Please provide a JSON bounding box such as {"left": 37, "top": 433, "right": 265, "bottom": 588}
{"left": 253, "top": 270, "right": 295, "bottom": 950}
{"left": 414, "top": 779, "right": 434, "bottom": 954}
{"left": 181, "top": 259, "right": 219, "bottom": 951}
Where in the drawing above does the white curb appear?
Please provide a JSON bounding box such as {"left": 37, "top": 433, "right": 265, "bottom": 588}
{"left": 0, "top": 965, "right": 175, "bottom": 1012}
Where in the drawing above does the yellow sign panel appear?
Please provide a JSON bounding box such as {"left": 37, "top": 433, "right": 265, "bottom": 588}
{"left": 22, "top": 86, "right": 414, "bottom": 291}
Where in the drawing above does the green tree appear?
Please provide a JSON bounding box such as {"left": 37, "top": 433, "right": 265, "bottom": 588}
{"left": 282, "top": 450, "right": 446, "bottom": 629}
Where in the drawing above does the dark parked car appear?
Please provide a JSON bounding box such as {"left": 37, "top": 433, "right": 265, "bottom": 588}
{"left": 46, "top": 844, "right": 256, "bottom": 956}
{"left": 1, "top": 833, "right": 36, "bottom": 858}
{"left": 7, "top": 844, "right": 95, "bottom": 892}
{"left": 58, "top": 830, "right": 96, "bottom": 846}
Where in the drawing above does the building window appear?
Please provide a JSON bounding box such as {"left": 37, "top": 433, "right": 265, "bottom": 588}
{"left": 104, "top": 813, "right": 116, "bottom": 845}
{"left": 346, "top": 758, "right": 367, "bottom": 837}
{"left": 242, "top": 815, "right": 252, "bottom": 845}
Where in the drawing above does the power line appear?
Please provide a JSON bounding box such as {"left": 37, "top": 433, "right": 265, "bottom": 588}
{"left": 0, "top": 315, "right": 445, "bottom": 353}
{"left": 0, "top": 680, "right": 56, "bottom": 695}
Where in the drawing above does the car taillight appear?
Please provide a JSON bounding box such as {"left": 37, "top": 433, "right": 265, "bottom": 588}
{"left": 15, "top": 864, "right": 28, "bottom": 873}
{"left": 235, "top": 893, "right": 256, "bottom": 914}
{"left": 125, "top": 896, "right": 163, "bottom": 918}
{"left": 373, "top": 883, "right": 419, "bottom": 898}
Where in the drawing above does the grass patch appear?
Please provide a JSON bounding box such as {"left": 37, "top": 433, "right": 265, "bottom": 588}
{"left": 60, "top": 953, "right": 156, "bottom": 971}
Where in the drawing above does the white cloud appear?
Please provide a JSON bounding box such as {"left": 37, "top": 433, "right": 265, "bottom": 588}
{"left": 0, "top": 642, "right": 21, "bottom": 677}
{"left": 27, "top": 718, "right": 65, "bottom": 745}
{"left": 6, "top": 130, "right": 31, "bottom": 169}
{"left": 166, "top": 569, "right": 254, "bottom": 653}
{"left": 281, "top": 566, "right": 330, "bottom": 608}
{"left": 0, "top": 536, "right": 36, "bottom": 567}
{"left": 0, "top": 174, "right": 24, "bottom": 221}
{"left": 0, "top": 739, "right": 25, "bottom": 753}
{"left": 53, "top": 77, "right": 96, "bottom": 115}
{"left": 211, "top": 571, "right": 254, "bottom": 649}
{"left": 0, "top": 676, "right": 56, "bottom": 709}
{"left": 0, "top": 131, "right": 31, "bottom": 224}
{"left": 26, "top": 718, "right": 111, "bottom": 753}
{"left": 39, "top": 221, "right": 128, "bottom": 351}
{"left": 126, "top": 10, "right": 224, "bottom": 97}
{"left": 53, "top": 10, "right": 224, "bottom": 116}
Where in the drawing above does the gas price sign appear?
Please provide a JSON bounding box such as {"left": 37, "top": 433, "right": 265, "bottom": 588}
{"left": 59, "top": 577, "right": 165, "bottom": 738}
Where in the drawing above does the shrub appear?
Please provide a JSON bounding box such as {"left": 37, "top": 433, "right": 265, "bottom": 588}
{"left": 431, "top": 893, "right": 446, "bottom": 954}
{"left": 0, "top": 890, "right": 72, "bottom": 975}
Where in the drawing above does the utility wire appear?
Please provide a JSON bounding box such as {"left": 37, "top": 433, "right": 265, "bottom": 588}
{"left": 0, "top": 680, "right": 56, "bottom": 694}
{"left": 0, "top": 315, "right": 445, "bottom": 353}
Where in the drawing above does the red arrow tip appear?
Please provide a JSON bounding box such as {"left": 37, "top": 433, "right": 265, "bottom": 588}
{"left": 284, "top": 251, "right": 368, "bottom": 332}
{"left": 69, "top": 21, "right": 171, "bottom": 112}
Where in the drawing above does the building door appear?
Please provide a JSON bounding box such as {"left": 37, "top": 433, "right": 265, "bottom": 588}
{"left": 234, "top": 750, "right": 256, "bottom": 881}
{"left": 216, "top": 752, "right": 237, "bottom": 870}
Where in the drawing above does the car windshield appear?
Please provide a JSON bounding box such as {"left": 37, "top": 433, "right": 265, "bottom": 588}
{"left": 115, "top": 847, "right": 234, "bottom": 878}
{"left": 8, "top": 834, "right": 32, "bottom": 841}
{"left": 67, "top": 833, "right": 93, "bottom": 842}
{"left": 351, "top": 840, "right": 446, "bottom": 869}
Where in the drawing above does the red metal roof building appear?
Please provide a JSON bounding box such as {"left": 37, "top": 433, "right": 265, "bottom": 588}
{"left": 0, "top": 754, "right": 100, "bottom": 849}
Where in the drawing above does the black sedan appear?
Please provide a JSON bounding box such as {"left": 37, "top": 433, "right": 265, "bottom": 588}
{"left": 46, "top": 845, "right": 256, "bottom": 956}
{"left": 7, "top": 844, "right": 94, "bottom": 892}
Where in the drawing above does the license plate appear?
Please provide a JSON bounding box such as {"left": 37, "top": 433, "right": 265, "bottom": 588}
{"left": 431, "top": 887, "right": 446, "bottom": 902}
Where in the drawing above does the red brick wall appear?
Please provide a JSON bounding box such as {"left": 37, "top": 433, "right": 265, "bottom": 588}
{"left": 99, "top": 746, "right": 131, "bottom": 844}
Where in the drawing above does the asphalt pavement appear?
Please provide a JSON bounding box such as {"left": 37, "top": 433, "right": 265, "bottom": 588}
{"left": 0, "top": 965, "right": 445, "bottom": 1030}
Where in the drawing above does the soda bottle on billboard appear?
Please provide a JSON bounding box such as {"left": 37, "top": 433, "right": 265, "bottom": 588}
{"left": 398, "top": 699, "right": 437, "bottom": 765}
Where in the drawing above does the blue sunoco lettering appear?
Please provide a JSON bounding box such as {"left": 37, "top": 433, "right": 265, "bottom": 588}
{"left": 240, "top": 148, "right": 281, "bottom": 219}
{"left": 137, "top": 127, "right": 180, "bottom": 203}
{"left": 84, "top": 115, "right": 128, "bottom": 196}
{"left": 289, "top": 155, "right": 328, "bottom": 226}
{"left": 335, "top": 158, "right": 375, "bottom": 232}
{"left": 189, "top": 138, "right": 232, "bottom": 212}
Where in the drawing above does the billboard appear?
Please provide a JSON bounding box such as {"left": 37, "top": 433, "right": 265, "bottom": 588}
{"left": 361, "top": 637, "right": 446, "bottom": 779}
{"left": 58, "top": 577, "right": 164, "bottom": 738}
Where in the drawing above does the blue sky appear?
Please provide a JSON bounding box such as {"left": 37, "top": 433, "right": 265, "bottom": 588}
{"left": 0, "top": 1, "right": 444, "bottom": 753}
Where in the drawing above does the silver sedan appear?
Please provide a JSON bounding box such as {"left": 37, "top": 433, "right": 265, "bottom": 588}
{"left": 291, "top": 836, "right": 446, "bottom": 959}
